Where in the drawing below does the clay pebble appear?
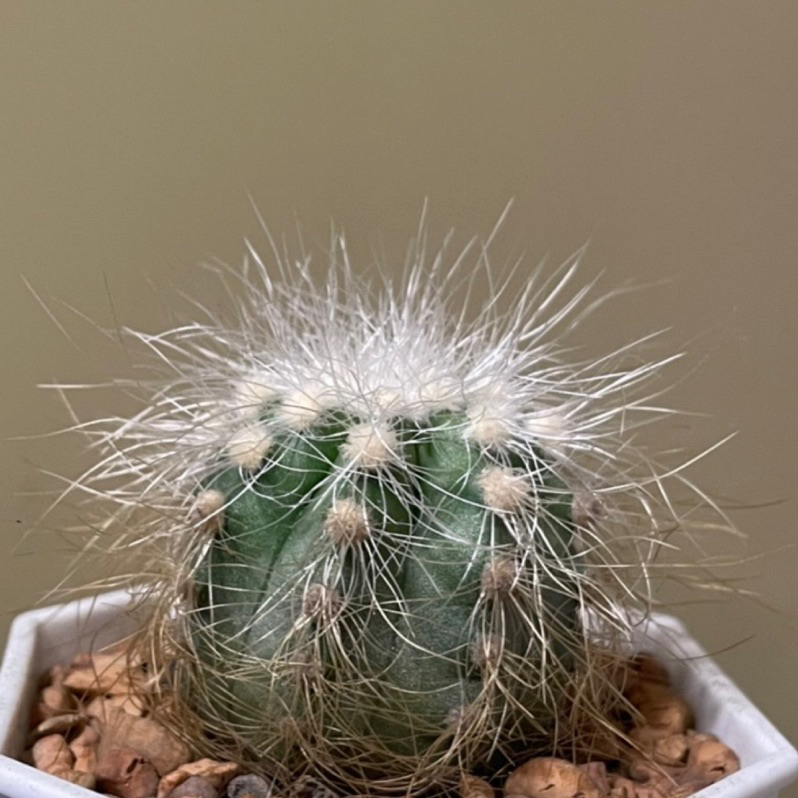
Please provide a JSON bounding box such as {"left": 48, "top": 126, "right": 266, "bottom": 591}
{"left": 24, "top": 647, "right": 739, "bottom": 798}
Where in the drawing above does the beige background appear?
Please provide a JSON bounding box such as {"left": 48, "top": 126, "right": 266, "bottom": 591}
{"left": 0, "top": 2, "right": 796, "bottom": 789}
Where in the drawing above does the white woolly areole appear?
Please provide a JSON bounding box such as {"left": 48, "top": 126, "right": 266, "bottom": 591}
{"left": 324, "top": 498, "right": 372, "bottom": 546}
{"left": 481, "top": 555, "right": 521, "bottom": 596}
{"left": 232, "top": 373, "right": 278, "bottom": 419}
{"left": 278, "top": 383, "right": 329, "bottom": 429}
{"left": 477, "top": 466, "right": 533, "bottom": 513}
{"left": 373, "top": 388, "right": 404, "bottom": 416}
{"left": 226, "top": 425, "right": 273, "bottom": 470}
{"left": 342, "top": 421, "right": 397, "bottom": 468}
{"left": 191, "top": 489, "right": 226, "bottom": 528}
{"left": 465, "top": 402, "right": 513, "bottom": 446}
{"left": 303, "top": 583, "right": 342, "bottom": 619}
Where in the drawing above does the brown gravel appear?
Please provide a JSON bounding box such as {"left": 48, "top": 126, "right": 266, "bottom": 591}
{"left": 24, "top": 648, "right": 739, "bottom": 798}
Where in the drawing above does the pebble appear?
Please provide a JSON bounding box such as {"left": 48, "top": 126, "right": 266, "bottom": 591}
{"left": 94, "top": 746, "right": 160, "bottom": 798}
{"left": 62, "top": 650, "right": 141, "bottom": 695}
{"left": 157, "top": 758, "right": 241, "bottom": 798}
{"left": 460, "top": 775, "right": 495, "bottom": 798}
{"left": 504, "top": 758, "right": 602, "bottom": 798}
{"left": 86, "top": 690, "right": 145, "bottom": 722}
{"left": 100, "top": 707, "right": 191, "bottom": 777}
{"left": 34, "top": 684, "right": 75, "bottom": 720}
{"left": 28, "top": 711, "right": 88, "bottom": 743}
{"left": 31, "top": 733, "right": 73, "bottom": 773}
{"left": 169, "top": 775, "right": 220, "bottom": 798}
{"left": 227, "top": 773, "right": 274, "bottom": 798}
{"left": 23, "top": 647, "right": 739, "bottom": 798}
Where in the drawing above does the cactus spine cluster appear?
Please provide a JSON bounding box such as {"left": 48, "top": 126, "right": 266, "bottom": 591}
{"left": 63, "top": 220, "right": 714, "bottom": 795}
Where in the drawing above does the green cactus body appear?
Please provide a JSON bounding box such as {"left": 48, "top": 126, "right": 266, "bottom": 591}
{"left": 187, "top": 402, "right": 582, "bottom": 775}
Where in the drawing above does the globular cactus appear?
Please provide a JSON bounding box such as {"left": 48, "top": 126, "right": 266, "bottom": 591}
{"left": 64, "top": 222, "right": 722, "bottom": 795}
{"left": 190, "top": 402, "right": 583, "bottom": 775}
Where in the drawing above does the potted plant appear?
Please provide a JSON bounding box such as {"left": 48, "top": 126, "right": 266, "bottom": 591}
{"left": 1, "top": 590, "right": 796, "bottom": 798}
{"left": 1, "top": 225, "right": 796, "bottom": 798}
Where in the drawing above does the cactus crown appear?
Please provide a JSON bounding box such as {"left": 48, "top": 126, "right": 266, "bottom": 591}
{"left": 59, "top": 218, "right": 726, "bottom": 796}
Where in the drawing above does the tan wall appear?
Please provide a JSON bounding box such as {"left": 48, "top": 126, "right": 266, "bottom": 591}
{"left": 0, "top": 2, "right": 796, "bottom": 786}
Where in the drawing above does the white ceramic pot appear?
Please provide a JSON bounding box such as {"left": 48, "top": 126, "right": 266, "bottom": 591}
{"left": 0, "top": 591, "right": 796, "bottom": 798}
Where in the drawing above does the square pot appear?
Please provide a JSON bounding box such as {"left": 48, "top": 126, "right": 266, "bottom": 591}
{"left": 0, "top": 591, "right": 796, "bottom": 798}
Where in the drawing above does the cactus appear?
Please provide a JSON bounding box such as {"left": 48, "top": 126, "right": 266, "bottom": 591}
{"left": 62, "top": 220, "right": 726, "bottom": 795}
{"left": 189, "top": 404, "right": 584, "bottom": 773}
